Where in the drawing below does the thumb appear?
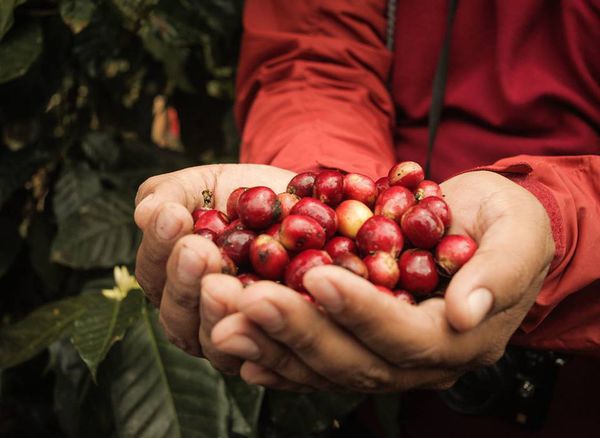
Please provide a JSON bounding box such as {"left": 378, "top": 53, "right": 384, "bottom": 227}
{"left": 444, "top": 213, "right": 553, "bottom": 332}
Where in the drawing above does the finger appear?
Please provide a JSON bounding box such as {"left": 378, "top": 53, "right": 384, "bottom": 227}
{"left": 237, "top": 281, "right": 456, "bottom": 392}
{"left": 212, "top": 313, "right": 333, "bottom": 389}
{"left": 197, "top": 274, "right": 245, "bottom": 374}
{"left": 444, "top": 209, "right": 554, "bottom": 332}
{"left": 304, "top": 267, "right": 505, "bottom": 368}
{"left": 240, "top": 362, "right": 316, "bottom": 392}
{"left": 135, "top": 202, "right": 194, "bottom": 305}
{"left": 158, "top": 235, "right": 222, "bottom": 355}
{"left": 304, "top": 266, "right": 441, "bottom": 365}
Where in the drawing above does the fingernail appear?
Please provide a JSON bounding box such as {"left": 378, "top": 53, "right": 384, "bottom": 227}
{"left": 468, "top": 288, "right": 494, "bottom": 327}
{"left": 177, "top": 247, "right": 204, "bottom": 285}
{"left": 312, "top": 278, "right": 344, "bottom": 313}
{"left": 218, "top": 335, "right": 261, "bottom": 360}
{"left": 244, "top": 301, "right": 284, "bottom": 332}
{"left": 156, "top": 205, "right": 182, "bottom": 240}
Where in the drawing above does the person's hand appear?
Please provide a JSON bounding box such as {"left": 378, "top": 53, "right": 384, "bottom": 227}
{"left": 134, "top": 164, "right": 295, "bottom": 367}
{"left": 208, "top": 171, "right": 555, "bottom": 391}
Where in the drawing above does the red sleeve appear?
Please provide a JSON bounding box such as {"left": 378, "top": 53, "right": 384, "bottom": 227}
{"left": 472, "top": 155, "right": 600, "bottom": 356}
{"left": 234, "top": 0, "right": 396, "bottom": 179}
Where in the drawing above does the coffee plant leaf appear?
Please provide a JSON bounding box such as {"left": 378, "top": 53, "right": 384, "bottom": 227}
{"left": 71, "top": 290, "right": 144, "bottom": 380}
{"left": 0, "top": 19, "right": 43, "bottom": 84}
{"left": 267, "top": 391, "right": 365, "bottom": 437}
{"left": 51, "top": 191, "right": 140, "bottom": 269}
{"left": 108, "top": 304, "right": 230, "bottom": 438}
{"left": 58, "top": 0, "right": 97, "bottom": 34}
{"left": 0, "top": 294, "right": 95, "bottom": 369}
{"left": 53, "top": 162, "right": 103, "bottom": 223}
{"left": 0, "top": 0, "right": 25, "bottom": 41}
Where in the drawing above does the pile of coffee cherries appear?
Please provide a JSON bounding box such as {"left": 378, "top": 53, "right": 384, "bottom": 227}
{"left": 192, "top": 161, "right": 477, "bottom": 304}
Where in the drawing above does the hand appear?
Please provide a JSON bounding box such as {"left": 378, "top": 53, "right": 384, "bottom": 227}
{"left": 134, "top": 163, "right": 295, "bottom": 366}
{"left": 208, "top": 171, "right": 555, "bottom": 391}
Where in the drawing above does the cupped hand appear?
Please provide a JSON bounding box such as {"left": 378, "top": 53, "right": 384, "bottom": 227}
{"left": 209, "top": 171, "right": 555, "bottom": 391}
{"left": 133, "top": 164, "right": 295, "bottom": 366}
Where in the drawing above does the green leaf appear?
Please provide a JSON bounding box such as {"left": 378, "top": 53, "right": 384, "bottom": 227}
{"left": 71, "top": 290, "right": 144, "bottom": 380}
{"left": 81, "top": 131, "right": 120, "bottom": 169}
{"left": 224, "top": 375, "right": 264, "bottom": 438}
{"left": 59, "top": 0, "right": 97, "bottom": 34}
{"left": 0, "top": 19, "right": 43, "bottom": 84}
{"left": 51, "top": 191, "right": 140, "bottom": 269}
{"left": 108, "top": 304, "right": 230, "bottom": 438}
{"left": 53, "top": 162, "right": 103, "bottom": 223}
{"left": 0, "top": 295, "right": 94, "bottom": 369}
{"left": 0, "top": 0, "right": 25, "bottom": 41}
{"left": 267, "top": 391, "right": 365, "bottom": 437}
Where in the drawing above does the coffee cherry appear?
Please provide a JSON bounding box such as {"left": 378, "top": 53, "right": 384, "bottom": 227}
{"left": 343, "top": 173, "right": 377, "bottom": 207}
{"left": 375, "top": 177, "right": 390, "bottom": 194}
{"left": 277, "top": 192, "right": 300, "bottom": 219}
{"left": 264, "top": 223, "right": 281, "bottom": 238}
{"left": 324, "top": 236, "right": 357, "bottom": 259}
{"left": 192, "top": 207, "right": 210, "bottom": 222}
{"left": 388, "top": 161, "right": 424, "bottom": 189}
{"left": 238, "top": 186, "right": 281, "bottom": 230}
{"left": 374, "top": 186, "right": 416, "bottom": 223}
{"left": 279, "top": 215, "right": 326, "bottom": 252}
{"left": 334, "top": 253, "right": 369, "bottom": 279}
{"left": 336, "top": 200, "right": 373, "bottom": 239}
{"left": 400, "top": 205, "right": 444, "bottom": 249}
{"left": 394, "top": 289, "right": 416, "bottom": 305}
{"left": 194, "top": 210, "right": 230, "bottom": 236}
{"left": 217, "top": 229, "right": 256, "bottom": 266}
{"left": 398, "top": 249, "right": 439, "bottom": 296}
{"left": 314, "top": 170, "right": 344, "bottom": 206}
{"left": 226, "top": 187, "right": 247, "bottom": 220}
{"left": 356, "top": 215, "right": 404, "bottom": 257}
{"left": 238, "top": 273, "right": 261, "bottom": 287}
{"left": 195, "top": 228, "right": 216, "bottom": 243}
{"left": 249, "top": 234, "right": 290, "bottom": 280}
{"left": 287, "top": 172, "right": 317, "bottom": 198}
{"left": 363, "top": 252, "right": 400, "bottom": 289}
{"left": 284, "top": 249, "right": 333, "bottom": 292}
{"left": 414, "top": 180, "right": 442, "bottom": 201}
{"left": 291, "top": 197, "right": 337, "bottom": 238}
{"left": 418, "top": 196, "right": 452, "bottom": 228}
{"left": 220, "top": 252, "right": 238, "bottom": 276}
{"left": 435, "top": 234, "right": 477, "bottom": 275}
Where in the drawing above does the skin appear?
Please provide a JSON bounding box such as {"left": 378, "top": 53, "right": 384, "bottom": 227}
{"left": 134, "top": 165, "right": 554, "bottom": 391}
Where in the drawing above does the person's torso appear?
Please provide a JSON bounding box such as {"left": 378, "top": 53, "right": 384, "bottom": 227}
{"left": 391, "top": 0, "right": 600, "bottom": 181}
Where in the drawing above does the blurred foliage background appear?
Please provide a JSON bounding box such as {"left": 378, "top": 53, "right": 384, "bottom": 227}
{"left": 0, "top": 1, "right": 392, "bottom": 437}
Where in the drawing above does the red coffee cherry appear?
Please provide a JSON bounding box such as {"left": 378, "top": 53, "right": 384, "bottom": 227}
{"left": 356, "top": 215, "right": 404, "bottom": 257}
{"left": 343, "top": 173, "right": 377, "bottom": 207}
{"left": 398, "top": 249, "right": 439, "bottom": 296}
{"left": 374, "top": 186, "right": 416, "bottom": 223}
{"left": 284, "top": 249, "right": 333, "bottom": 292}
{"left": 217, "top": 229, "right": 256, "bottom": 267}
{"left": 363, "top": 252, "right": 400, "bottom": 289}
{"left": 287, "top": 172, "right": 317, "bottom": 198}
{"left": 388, "top": 161, "right": 424, "bottom": 190}
{"left": 334, "top": 253, "right": 369, "bottom": 279}
{"left": 226, "top": 187, "right": 247, "bottom": 220}
{"left": 238, "top": 186, "right": 281, "bottom": 230}
{"left": 414, "top": 180, "right": 442, "bottom": 201}
{"left": 435, "top": 234, "right": 477, "bottom": 275}
{"left": 324, "top": 236, "right": 357, "bottom": 259}
{"left": 400, "top": 205, "right": 444, "bottom": 249}
{"left": 249, "top": 234, "right": 290, "bottom": 280}
{"left": 418, "top": 196, "right": 452, "bottom": 228}
{"left": 279, "top": 215, "right": 326, "bottom": 252}
{"left": 314, "top": 170, "right": 344, "bottom": 206}
{"left": 194, "top": 210, "right": 230, "bottom": 236}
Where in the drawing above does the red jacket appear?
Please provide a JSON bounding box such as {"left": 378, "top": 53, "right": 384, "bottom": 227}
{"left": 235, "top": 0, "right": 600, "bottom": 355}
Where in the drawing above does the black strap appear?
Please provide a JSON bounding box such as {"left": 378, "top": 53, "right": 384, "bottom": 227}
{"left": 424, "top": 0, "right": 459, "bottom": 178}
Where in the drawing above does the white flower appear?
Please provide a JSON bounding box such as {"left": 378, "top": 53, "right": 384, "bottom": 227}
{"left": 102, "top": 266, "right": 140, "bottom": 301}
